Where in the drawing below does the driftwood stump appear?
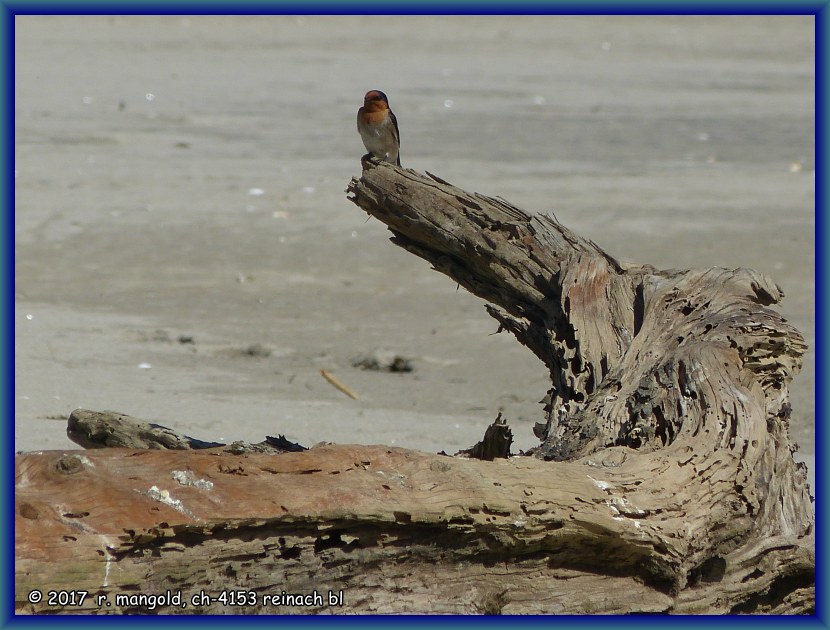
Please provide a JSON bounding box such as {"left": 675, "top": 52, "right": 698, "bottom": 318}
{"left": 15, "top": 160, "right": 813, "bottom": 614}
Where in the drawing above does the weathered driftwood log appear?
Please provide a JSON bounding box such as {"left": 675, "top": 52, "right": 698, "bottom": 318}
{"left": 66, "top": 409, "right": 306, "bottom": 454}
{"left": 347, "top": 161, "right": 812, "bottom": 604}
{"left": 15, "top": 160, "right": 813, "bottom": 614}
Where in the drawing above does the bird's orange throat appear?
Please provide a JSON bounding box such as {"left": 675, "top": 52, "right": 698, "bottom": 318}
{"left": 361, "top": 109, "right": 390, "bottom": 125}
{"left": 362, "top": 100, "right": 388, "bottom": 114}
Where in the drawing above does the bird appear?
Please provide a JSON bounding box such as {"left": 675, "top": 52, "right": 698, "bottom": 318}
{"left": 357, "top": 90, "right": 401, "bottom": 166}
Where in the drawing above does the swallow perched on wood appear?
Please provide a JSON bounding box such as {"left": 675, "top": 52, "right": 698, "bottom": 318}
{"left": 357, "top": 90, "right": 401, "bottom": 166}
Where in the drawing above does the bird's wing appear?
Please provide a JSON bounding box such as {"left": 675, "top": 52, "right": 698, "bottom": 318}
{"left": 390, "top": 110, "right": 401, "bottom": 166}
{"left": 390, "top": 110, "right": 400, "bottom": 146}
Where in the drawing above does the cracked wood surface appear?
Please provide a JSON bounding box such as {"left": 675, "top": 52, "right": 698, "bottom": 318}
{"left": 15, "top": 442, "right": 813, "bottom": 614}
{"left": 16, "top": 445, "right": 671, "bottom": 614}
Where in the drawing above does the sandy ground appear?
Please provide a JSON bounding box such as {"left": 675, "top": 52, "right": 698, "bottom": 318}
{"left": 14, "top": 16, "right": 814, "bottom": 483}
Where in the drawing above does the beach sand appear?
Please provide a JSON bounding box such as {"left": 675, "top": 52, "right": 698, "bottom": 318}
{"left": 14, "top": 16, "right": 814, "bottom": 484}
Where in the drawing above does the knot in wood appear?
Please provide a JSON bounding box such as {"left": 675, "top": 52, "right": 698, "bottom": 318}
{"left": 54, "top": 454, "right": 91, "bottom": 475}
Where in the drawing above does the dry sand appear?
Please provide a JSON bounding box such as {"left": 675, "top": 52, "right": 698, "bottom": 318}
{"left": 14, "top": 16, "right": 814, "bottom": 481}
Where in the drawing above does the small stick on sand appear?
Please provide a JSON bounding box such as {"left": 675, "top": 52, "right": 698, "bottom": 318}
{"left": 320, "top": 369, "right": 359, "bottom": 400}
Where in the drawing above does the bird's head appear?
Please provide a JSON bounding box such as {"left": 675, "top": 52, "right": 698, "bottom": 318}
{"left": 363, "top": 90, "right": 390, "bottom": 112}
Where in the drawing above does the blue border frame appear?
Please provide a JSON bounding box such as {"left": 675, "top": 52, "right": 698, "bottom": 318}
{"left": 5, "top": 3, "right": 824, "bottom": 626}
{"left": 815, "top": 4, "right": 827, "bottom": 627}
{"left": 0, "top": 1, "right": 827, "bottom": 13}
{"left": 3, "top": 1, "right": 13, "bottom": 626}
